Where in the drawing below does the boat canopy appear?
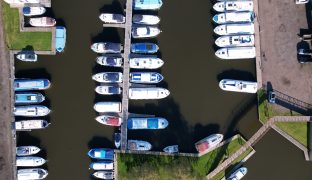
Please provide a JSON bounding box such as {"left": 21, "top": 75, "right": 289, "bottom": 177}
{"left": 55, "top": 26, "right": 66, "bottom": 52}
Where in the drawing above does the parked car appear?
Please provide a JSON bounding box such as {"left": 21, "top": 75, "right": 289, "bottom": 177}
{"left": 268, "top": 91, "right": 276, "bottom": 104}
{"left": 298, "top": 55, "right": 312, "bottom": 64}
{"left": 298, "top": 48, "right": 312, "bottom": 56}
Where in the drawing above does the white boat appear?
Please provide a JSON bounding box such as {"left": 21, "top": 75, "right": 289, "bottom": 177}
{"left": 14, "top": 120, "right": 50, "bottom": 131}
{"left": 13, "top": 105, "right": 51, "bottom": 117}
{"left": 214, "top": 23, "right": 254, "bottom": 36}
{"left": 93, "top": 171, "right": 114, "bottom": 179}
{"left": 219, "top": 79, "right": 257, "bottom": 93}
{"left": 215, "top": 35, "right": 255, "bottom": 47}
{"left": 132, "top": 26, "right": 161, "bottom": 38}
{"left": 128, "top": 140, "right": 152, "bottom": 151}
{"left": 16, "top": 53, "right": 38, "bottom": 62}
{"left": 95, "top": 85, "right": 121, "bottom": 95}
{"left": 212, "top": 12, "right": 254, "bottom": 24}
{"left": 133, "top": 14, "right": 160, "bottom": 25}
{"left": 29, "top": 17, "right": 56, "bottom": 27}
{"left": 195, "top": 134, "right": 223, "bottom": 153}
{"left": 90, "top": 161, "right": 114, "bottom": 170}
{"left": 96, "top": 56, "right": 123, "bottom": 67}
{"left": 91, "top": 42, "right": 123, "bottom": 53}
{"left": 163, "top": 145, "right": 179, "bottom": 153}
{"left": 129, "top": 57, "right": 164, "bottom": 69}
{"left": 227, "top": 167, "right": 248, "bottom": 180}
{"left": 129, "top": 88, "right": 170, "bottom": 100}
{"left": 130, "top": 72, "right": 164, "bottom": 83}
{"left": 215, "top": 47, "right": 256, "bottom": 60}
{"left": 99, "top": 13, "right": 125, "bottom": 24}
{"left": 95, "top": 115, "right": 122, "bottom": 126}
{"left": 213, "top": 1, "right": 253, "bottom": 12}
{"left": 16, "top": 156, "right": 46, "bottom": 167}
{"left": 23, "top": 6, "right": 46, "bottom": 16}
{"left": 16, "top": 146, "right": 41, "bottom": 156}
{"left": 92, "top": 72, "right": 123, "bottom": 83}
{"left": 4, "top": 0, "right": 39, "bottom": 4}
{"left": 17, "top": 168, "right": 48, "bottom": 180}
{"left": 93, "top": 102, "right": 122, "bottom": 113}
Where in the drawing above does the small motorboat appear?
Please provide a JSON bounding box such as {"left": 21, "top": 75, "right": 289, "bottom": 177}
{"left": 29, "top": 17, "right": 56, "bottom": 27}
{"left": 16, "top": 146, "right": 41, "bottom": 156}
{"left": 129, "top": 57, "right": 164, "bottom": 69}
{"left": 163, "top": 145, "right": 179, "bottom": 154}
{"left": 214, "top": 23, "right": 254, "bottom": 36}
{"left": 16, "top": 53, "right": 37, "bottom": 62}
{"left": 213, "top": 1, "right": 253, "bottom": 12}
{"left": 130, "top": 72, "right": 164, "bottom": 84}
{"left": 15, "top": 92, "right": 45, "bottom": 105}
{"left": 96, "top": 56, "right": 123, "bottom": 67}
{"left": 215, "top": 35, "right": 255, "bottom": 47}
{"left": 92, "top": 72, "right": 123, "bottom": 83}
{"left": 89, "top": 161, "right": 114, "bottom": 170}
{"left": 132, "top": 26, "right": 161, "bottom": 38}
{"left": 23, "top": 6, "right": 45, "bottom": 16}
{"left": 128, "top": 117, "right": 168, "bottom": 129}
{"left": 93, "top": 171, "right": 114, "bottom": 179}
{"left": 133, "top": 14, "right": 160, "bottom": 25}
{"left": 133, "top": 0, "right": 163, "bottom": 10}
{"left": 128, "top": 140, "right": 152, "bottom": 151}
{"left": 13, "top": 105, "right": 51, "bottom": 117}
{"left": 131, "top": 43, "right": 159, "bottom": 54}
{"left": 227, "top": 167, "right": 248, "bottom": 180}
{"left": 215, "top": 47, "right": 256, "bottom": 60}
{"left": 219, "top": 79, "right": 257, "bottom": 93}
{"left": 128, "top": 87, "right": 170, "bottom": 100}
{"left": 99, "top": 13, "right": 125, "bottom": 24}
{"left": 91, "top": 42, "right": 123, "bottom": 53}
{"left": 95, "top": 85, "right": 121, "bottom": 95}
{"left": 55, "top": 26, "right": 66, "bottom": 53}
{"left": 212, "top": 12, "right": 255, "bottom": 24}
{"left": 17, "top": 168, "right": 48, "bottom": 180}
{"left": 93, "top": 102, "right": 122, "bottom": 113}
{"left": 14, "top": 79, "right": 51, "bottom": 91}
{"left": 14, "top": 120, "right": 50, "bottom": 131}
{"left": 95, "top": 115, "right": 122, "bottom": 126}
{"left": 16, "top": 156, "right": 46, "bottom": 167}
{"left": 114, "top": 133, "right": 121, "bottom": 148}
{"left": 4, "top": 0, "right": 39, "bottom": 4}
{"left": 87, "top": 148, "right": 114, "bottom": 160}
{"left": 195, "top": 134, "right": 223, "bottom": 153}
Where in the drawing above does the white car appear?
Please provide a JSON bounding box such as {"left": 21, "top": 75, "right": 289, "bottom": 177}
{"left": 296, "top": 0, "right": 309, "bottom": 4}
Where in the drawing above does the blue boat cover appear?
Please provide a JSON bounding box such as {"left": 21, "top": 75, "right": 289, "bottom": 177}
{"left": 22, "top": 7, "right": 31, "bottom": 14}
{"left": 88, "top": 148, "right": 114, "bottom": 160}
{"left": 134, "top": 0, "right": 163, "bottom": 10}
{"left": 55, "top": 26, "right": 66, "bottom": 52}
{"left": 14, "top": 79, "right": 50, "bottom": 91}
{"left": 105, "top": 57, "right": 117, "bottom": 65}
{"left": 128, "top": 118, "right": 159, "bottom": 129}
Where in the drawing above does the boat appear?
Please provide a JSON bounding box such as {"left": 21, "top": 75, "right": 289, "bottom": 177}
{"left": 128, "top": 87, "right": 170, "bottom": 100}
{"left": 213, "top": 1, "right": 253, "bottom": 12}
{"left": 96, "top": 56, "right": 123, "bottom": 67}
{"left": 130, "top": 72, "right": 164, "bottom": 83}
{"left": 215, "top": 47, "right": 256, "bottom": 60}
{"left": 163, "top": 145, "right": 179, "bottom": 153}
{"left": 132, "top": 26, "right": 161, "bottom": 38}
{"left": 16, "top": 53, "right": 37, "bottom": 62}
{"left": 22, "top": 6, "right": 46, "bottom": 16}
{"left": 133, "top": 14, "right": 160, "bottom": 25}
{"left": 13, "top": 105, "right": 51, "bottom": 117}
{"left": 114, "top": 133, "right": 121, "bottom": 148}
{"left": 219, "top": 79, "right": 257, "bottom": 93}
{"left": 129, "top": 57, "right": 164, "bottom": 69}
{"left": 95, "top": 115, "right": 122, "bottom": 126}
{"left": 87, "top": 148, "right": 114, "bottom": 160}
{"left": 212, "top": 12, "right": 254, "bottom": 24}
{"left": 17, "top": 168, "right": 48, "bottom": 180}
{"left": 127, "top": 117, "right": 168, "bottom": 129}
{"left": 14, "top": 120, "right": 50, "bottom": 131}
{"left": 131, "top": 43, "right": 159, "bottom": 54}
{"left": 14, "top": 79, "right": 51, "bottom": 91}
{"left": 55, "top": 26, "right": 66, "bottom": 53}
{"left": 16, "top": 146, "right": 41, "bottom": 156}
{"left": 195, "top": 134, "right": 223, "bottom": 153}
{"left": 227, "top": 167, "right": 248, "bottom": 180}
{"left": 95, "top": 85, "right": 121, "bottom": 95}
{"left": 16, "top": 156, "right": 46, "bottom": 167}
{"left": 15, "top": 92, "right": 45, "bottom": 105}
{"left": 133, "top": 0, "right": 163, "bottom": 10}
{"left": 215, "top": 35, "right": 255, "bottom": 47}
{"left": 91, "top": 42, "right": 123, "bottom": 53}
{"left": 93, "top": 171, "right": 114, "bottom": 179}
{"left": 4, "top": 0, "right": 40, "bottom": 4}
{"left": 214, "top": 23, "right": 254, "bottom": 36}
{"left": 93, "top": 102, "right": 122, "bottom": 113}
{"left": 99, "top": 13, "right": 125, "bottom": 24}
{"left": 29, "top": 17, "right": 56, "bottom": 27}
{"left": 92, "top": 72, "right": 123, "bottom": 83}
{"left": 89, "top": 161, "right": 114, "bottom": 170}
{"left": 128, "top": 140, "right": 152, "bottom": 151}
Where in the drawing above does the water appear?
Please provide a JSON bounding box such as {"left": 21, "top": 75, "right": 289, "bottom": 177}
{"left": 14, "top": 0, "right": 312, "bottom": 179}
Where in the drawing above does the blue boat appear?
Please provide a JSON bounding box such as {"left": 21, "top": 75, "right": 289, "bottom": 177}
{"left": 15, "top": 92, "right": 45, "bottom": 105}
{"left": 131, "top": 43, "right": 159, "bottom": 54}
{"left": 55, "top": 26, "right": 66, "bottom": 53}
{"left": 87, "top": 148, "right": 114, "bottom": 160}
{"left": 128, "top": 117, "right": 168, "bottom": 129}
{"left": 130, "top": 72, "right": 163, "bottom": 84}
{"left": 133, "top": 0, "right": 163, "bottom": 10}
{"left": 14, "top": 79, "right": 51, "bottom": 91}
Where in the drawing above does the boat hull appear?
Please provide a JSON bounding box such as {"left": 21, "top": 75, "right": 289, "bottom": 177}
{"left": 88, "top": 148, "right": 114, "bottom": 160}
{"left": 16, "top": 146, "right": 41, "bottom": 156}
{"left": 92, "top": 72, "right": 123, "bottom": 83}
{"left": 129, "top": 57, "right": 164, "bottom": 69}
{"left": 133, "top": 0, "right": 163, "bottom": 10}
{"left": 132, "top": 26, "right": 161, "bottom": 38}
{"left": 13, "top": 106, "right": 51, "bottom": 117}
{"left": 16, "top": 156, "right": 46, "bottom": 167}
{"left": 14, "top": 120, "right": 50, "bottom": 131}
{"left": 128, "top": 88, "right": 170, "bottom": 99}
{"left": 130, "top": 72, "right": 164, "bottom": 83}
{"left": 215, "top": 35, "right": 255, "bottom": 47}
{"left": 17, "top": 168, "right": 48, "bottom": 180}
{"left": 215, "top": 47, "right": 256, "bottom": 60}
{"left": 93, "top": 171, "right": 114, "bottom": 179}
{"left": 29, "top": 17, "right": 56, "bottom": 27}
{"left": 95, "top": 86, "right": 121, "bottom": 95}
{"left": 95, "top": 115, "right": 122, "bottom": 126}
{"left": 14, "top": 79, "right": 51, "bottom": 91}
{"left": 133, "top": 14, "right": 160, "bottom": 25}
{"left": 93, "top": 102, "right": 122, "bottom": 113}
{"left": 219, "top": 79, "right": 257, "bottom": 93}
{"left": 90, "top": 161, "right": 114, "bottom": 170}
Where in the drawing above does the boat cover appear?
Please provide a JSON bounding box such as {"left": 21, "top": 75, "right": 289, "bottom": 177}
{"left": 23, "top": 7, "right": 31, "bottom": 14}
{"left": 105, "top": 57, "right": 118, "bottom": 65}
{"left": 112, "top": 14, "right": 125, "bottom": 22}
{"left": 106, "top": 117, "right": 120, "bottom": 126}
{"left": 196, "top": 142, "right": 209, "bottom": 153}
{"left": 55, "top": 26, "right": 66, "bottom": 52}
{"left": 128, "top": 118, "right": 158, "bottom": 129}
{"left": 105, "top": 73, "right": 120, "bottom": 81}
{"left": 108, "top": 86, "right": 119, "bottom": 94}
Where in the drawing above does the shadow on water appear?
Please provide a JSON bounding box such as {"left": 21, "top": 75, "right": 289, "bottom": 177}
{"left": 99, "top": 0, "right": 124, "bottom": 14}
{"left": 17, "top": 132, "right": 41, "bottom": 146}
{"left": 217, "top": 69, "right": 256, "bottom": 82}
{"left": 91, "top": 27, "right": 122, "bottom": 43}
{"left": 15, "top": 68, "right": 52, "bottom": 80}
{"left": 88, "top": 136, "right": 114, "bottom": 149}
{"left": 93, "top": 93, "right": 121, "bottom": 104}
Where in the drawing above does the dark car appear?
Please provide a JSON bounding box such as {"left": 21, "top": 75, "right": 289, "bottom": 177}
{"left": 298, "top": 55, "right": 312, "bottom": 64}
{"left": 268, "top": 91, "right": 276, "bottom": 104}
{"left": 298, "top": 48, "right": 312, "bottom": 56}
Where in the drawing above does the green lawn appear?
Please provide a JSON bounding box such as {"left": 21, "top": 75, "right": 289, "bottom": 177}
{"left": 2, "top": 3, "right": 52, "bottom": 50}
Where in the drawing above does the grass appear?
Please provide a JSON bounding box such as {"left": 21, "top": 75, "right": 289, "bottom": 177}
{"left": 2, "top": 3, "right": 52, "bottom": 50}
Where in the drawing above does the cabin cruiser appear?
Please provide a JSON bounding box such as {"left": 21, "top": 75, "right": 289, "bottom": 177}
{"left": 133, "top": 14, "right": 160, "bottom": 25}
{"left": 91, "top": 42, "right": 123, "bottom": 53}
{"left": 163, "top": 145, "right": 179, "bottom": 154}
{"left": 99, "top": 13, "right": 125, "bottom": 24}
{"left": 16, "top": 156, "right": 46, "bottom": 167}
{"left": 128, "top": 140, "right": 152, "bottom": 151}
{"left": 128, "top": 117, "right": 168, "bottom": 129}
{"left": 212, "top": 12, "right": 254, "bottom": 24}
{"left": 132, "top": 26, "right": 161, "bottom": 38}
{"left": 129, "top": 57, "right": 164, "bottom": 69}
{"left": 87, "top": 148, "right": 114, "bottom": 160}
{"left": 93, "top": 102, "right": 122, "bottom": 113}
{"left": 16, "top": 53, "right": 37, "bottom": 62}
{"left": 213, "top": 1, "right": 253, "bottom": 12}
{"left": 23, "top": 6, "right": 46, "bottom": 16}
{"left": 29, "top": 17, "right": 56, "bottom": 27}
{"left": 95, "top": 85, "right": 121, "bottom": 95}
{"left": 4, "top": 0, "right": 39, "bottom": 4}
{"left": 93, "top": 171, "right": 114, "bottom": 179}
{"left": 133, "top": 0, "right": 163, "bottom": 10}
{"left": 55, "top": 26, "right": 66, "bottom": 53}
{"left": 130, "top": 72, "right": 164, "bottom": 83}
{"left": 219, "top": 79, "right": 257, "bottom": 93}
{"left": 96, "top": 56, "right": 123, "bottom": 67}
{"left": 95, "top": 115, "right": 122, "bottom": 126}
{"left": 89, "top": 161, "right": 114, "bottom": 170}
{"left": 215, "top": 35, "right": 254, "bottom": 47}
{"left": 14, "top": 120, "right": 50, "bottom": 131}
{"left": 15, "top": 92, "right": 45, "bottom": 105}
{"left": 195, "top": 134, "right": 223, "bottom": 153}
{"left": 16, "top": 146, "right": 41, "bottom": 156}
{"left": 14, "top": 79, "right": 51, "bottom": 91}
{"left": 227, "top": 167, "right": 248, "bottom": 180}
{"left": 92, "top": 72, "right": 123, "bottom": 83}
{"left": 114, "top": 133, "right": 121, "bottom": 148}
{"left": 215, "top": 47, "right": 256, "bottom": 60}
{"left": 17, "top": 168, "right": 48, "bottom": 180}
{"left": 131, "top": 43, "right": 159, "bottom": 54}
{"left": 214, "top": 23, "right": 254, "bottom": 36}
{"left": 14, "top": 105, "right": 50, "bottom": 117}
{"left": 129, "top": 87, "right": 170, "bottom": 100}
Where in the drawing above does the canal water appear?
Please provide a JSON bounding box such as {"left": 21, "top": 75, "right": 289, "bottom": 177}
{"left": 14, "top": 0, "right": 312, "bottom": 179}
